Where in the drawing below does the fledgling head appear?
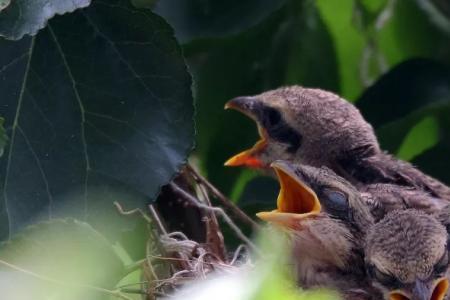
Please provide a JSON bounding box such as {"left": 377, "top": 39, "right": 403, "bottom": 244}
{"left": 256, "top": 161, "right": 375, "bottom": 293}
{"left": 365, "top": 209, "right": 449, "bottom": 300}
{"left": 256, "top": 160, "right": 374, "bottom": 231}
{"left": 224, "top": 86, "right": 379, "bottom": 169}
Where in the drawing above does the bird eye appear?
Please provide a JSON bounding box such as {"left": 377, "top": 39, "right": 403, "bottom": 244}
{"left": 323, "top": 190, "right": 349, "bottom": 212}
{"left": 259, "top": 106, "right": 302, "bottom": 153}
{"left": 434, "top": 252, "right": 449, "bottom": 275}
{"left": 368, "top": 265, "right": 399, "bottom": 288}
{"left": 262, "top": 107, "right": 281, "bottom": 127}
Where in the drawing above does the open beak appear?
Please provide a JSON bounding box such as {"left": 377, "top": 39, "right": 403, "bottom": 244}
{"left": 389, "top": 278, "right": 449, "bottom": 300}
{"left": 256, "top": 161, "right": 321, "bottom": 229}
{"left": 224, "top": 97, "right": 268, "bottom": 168}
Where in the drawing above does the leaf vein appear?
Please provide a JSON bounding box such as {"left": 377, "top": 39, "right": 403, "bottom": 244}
{"left": 48, "top": 25, "right": 90, "bottom": 219}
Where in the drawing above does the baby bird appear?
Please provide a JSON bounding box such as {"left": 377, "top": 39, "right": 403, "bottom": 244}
{"left": 257, "top": 161, "right": 379, "bottom": 298}
{"left": 224, "top": 86, "right": 450, "bottom": 201}
{"left": 365, "top": 209, "right": 450, "bottom": 300}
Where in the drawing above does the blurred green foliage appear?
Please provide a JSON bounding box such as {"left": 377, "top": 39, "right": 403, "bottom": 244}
{"left": 249, "top": 228, "right": 338, "bottom": 300}
{"left": 0, "top": 219, "right": 124, "bottom": 300}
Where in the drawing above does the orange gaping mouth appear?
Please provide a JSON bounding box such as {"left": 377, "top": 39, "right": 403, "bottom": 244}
{"left": 389, "top": 278, "right": 449, "bottom": 300}
{"left": 256, "top": 161, "right": 321, "bottom": 229}
{"left": 224, "top": 100, "right": 268, "bottom": 169}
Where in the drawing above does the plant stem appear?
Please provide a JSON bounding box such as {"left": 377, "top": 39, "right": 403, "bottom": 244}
{"left": 186, "top": 164, "right": 260, "bottom": 231}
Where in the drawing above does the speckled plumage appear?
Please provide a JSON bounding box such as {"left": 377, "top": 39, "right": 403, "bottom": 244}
{"left": 366, "top": 210, "right": 446, "bottom": 282}
{"left": 365, "top": 209, "right": 450, "bottom": 300}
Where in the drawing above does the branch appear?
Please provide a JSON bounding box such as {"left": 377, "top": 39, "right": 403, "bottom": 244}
{"left": 186, "top": 164, "right": 260, "bottom": 231}
{"left": 169, "top": 182, "right": 260, "bottom": 254}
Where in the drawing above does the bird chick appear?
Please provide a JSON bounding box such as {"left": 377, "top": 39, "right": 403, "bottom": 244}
{"left": 365, "top": 209, "right": 449, "bottom": 300}
{"left": 257, "top": 160, "right": 378, "bottom": 297}
{"left": 224, "top": 86, "right": 450, "bottom": 200}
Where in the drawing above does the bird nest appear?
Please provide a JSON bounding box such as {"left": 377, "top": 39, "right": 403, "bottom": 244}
{"left": 113, "top": 164, "right": 258, "bottom": 299}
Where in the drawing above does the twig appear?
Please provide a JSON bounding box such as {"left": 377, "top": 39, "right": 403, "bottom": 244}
{"left": 195, "top": 181, "right": 227, "bottom": 261}
{"left": 149, "top": 204, "right": 168, "bottom": 235}
{"left": 169, "top": 182, "right": 260, "bottom": 254}
{"left": 0, "top": 259, "right": 133, "bottom": 300}
{"left": 114, "top": 201, "right": 153, "bottom": 224}
{"left": 230, "top": 245, "right": 249, "bottom": 266}
{"left": 186, "top": 164, "right": 260, "bottom": 231}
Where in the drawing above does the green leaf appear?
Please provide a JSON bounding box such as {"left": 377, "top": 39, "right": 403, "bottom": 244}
{"left": 0, "top": 0, "right": 194, "bottom": 240}
{"left": 315, "top": 0, "right": 366, "bottom": 100}
{"left": 0, "top": 117, "right": 7, "bottom": 157}
{"left": 0, "top": 0, "right": 90, "bottom": 40}
{"left": 153, "top": 0, "right": 288, "bottom": 43}
{"left": 0, "top": 219, "right": 124, "bottom": 300}
{"left": 249, "top": 229, "right": 338, "bottom": 300}
{"left": 396, "top": 116, "right": 440, "bottom": 161}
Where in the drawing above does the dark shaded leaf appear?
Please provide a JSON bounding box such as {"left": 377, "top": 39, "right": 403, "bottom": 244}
{"left": 356, "top": 59, "right": 450, "bottom": 153}
{"left": 358, "top": 60, "right": 450, "bottom": 130}
{"left": 153, "top": 0, "right": 287, "bottom": 43}
{"left": 0, "top": 219, "right": 124, "bottom": 300}
{"left": 413, "top": 141, "right": 450, "bottom": 185}
{"left": 0, "top": 0, "right": 90, "bottom": 40}
{"left": 0, "top": 0, "right": 194, "bottom": 240}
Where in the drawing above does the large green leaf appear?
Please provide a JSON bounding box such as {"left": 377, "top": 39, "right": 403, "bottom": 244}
{"left": 188, "top": 0, "right": 338, "bottom": 196}
{"left": 0, "top": 0, "right": 194, "bottom": 240}
{"left": 153, "top": 0, "right": 287, "bottom": 43}
{"left": 0, "top": 219, "right": 124, "bottom": 300}
{"left": 0, "top": 0, "right": 90, "bottom": 40}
